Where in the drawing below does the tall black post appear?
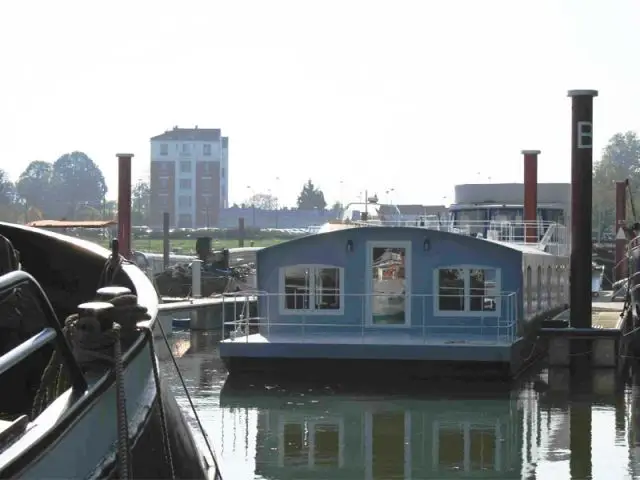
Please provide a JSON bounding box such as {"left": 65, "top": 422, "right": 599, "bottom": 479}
{"left": 568, "top": 89, "right": 598, "bottom": 329}
{"left": 162, "top": 212, "right": 170, "bottom": 270}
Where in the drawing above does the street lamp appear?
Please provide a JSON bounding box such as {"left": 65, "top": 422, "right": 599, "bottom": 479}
{"left": 274, "top": 177, "right": 280, "bottom": 228}
{"left": 385, "top": 187, "right": 395, "bottom": 205}
{"left": 246, "top": 185, "right": 256, "bottom": 226}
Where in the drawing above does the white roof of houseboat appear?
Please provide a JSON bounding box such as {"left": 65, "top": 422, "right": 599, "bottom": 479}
{"left": 483, "top": 239, "right": 556, "bottom": 255}
{"left": 317, "top": 222, "right": 359, "bottom": 234}
{"left": 312, "top": 222, "right": 562, "bottom": 257}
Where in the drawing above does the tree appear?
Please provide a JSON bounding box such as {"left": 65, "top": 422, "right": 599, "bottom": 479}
{"left": 330, "top": 201, "right": 343, "bottom": 216}
{"left": 16, "top": 161, "right": 54, "bottom": 216}
{"left": 50, "top": 151, "right": 107, "bottom": 219}
{"left": 248, "top": 192, "right": 278, "bottom": 210}
{"left": 0, "top": 170, "right": 15, "bottom": 206}
{"left": 593, "top": 131, "right": 640, "bottom": 236}
{"left": 132, "top": 180, "right": 151, "bottom": 225}
{"left": 104, "top": 200, "right": 117, "bottom": 219}
{"left": 296, "top": 179, "right": 327, "bottom": 210}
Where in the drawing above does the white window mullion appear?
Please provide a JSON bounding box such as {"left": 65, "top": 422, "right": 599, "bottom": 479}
{"left": 464, "top": 269, "right": 470, "bottom": 312}
{"left": 309, "top": 267, "right": 316, "bottom": 312}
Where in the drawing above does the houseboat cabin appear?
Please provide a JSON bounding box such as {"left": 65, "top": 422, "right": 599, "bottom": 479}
{"left": 220, "top": 220, "right": 569, "bottom": 380}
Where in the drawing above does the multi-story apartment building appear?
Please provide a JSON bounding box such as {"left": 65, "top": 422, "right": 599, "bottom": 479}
{"left": 149, "top": 127, "right": 229, "bottom": 228}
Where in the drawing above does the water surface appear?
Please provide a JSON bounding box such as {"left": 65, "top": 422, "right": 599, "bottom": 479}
{"left": 159, "top": 330, "right": 640, "bottom": 480}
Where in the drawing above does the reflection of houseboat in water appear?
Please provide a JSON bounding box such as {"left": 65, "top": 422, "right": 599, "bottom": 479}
{"left": 220, "top": 389, "right": 541, "bottom": 479}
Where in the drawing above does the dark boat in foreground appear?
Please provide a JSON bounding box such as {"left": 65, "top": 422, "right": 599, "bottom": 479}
{"left": 0, "top": 222, "right": 222, "bottom": 479}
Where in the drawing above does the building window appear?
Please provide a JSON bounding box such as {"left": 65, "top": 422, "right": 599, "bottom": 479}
{"left": 179, "top": 179, "right": 192, "bottom": 190}
{"left": 181, "top": 143, "right": 191, "bottom": 155}
{"left": 281, "top": 265, "right": 343, "bottom": 314}
{"left": 435, "top": 266, "right": 501, "bottom": 315}
{"left": 203, "top": 144, "right": 212, "bottom": 156}
{"left": 178, "top": 195, "right": 192, "bottom": 208}
{"left": 221, "top": 167, "right": 225, "bottom": 178}
{"left": 178, "top": 214, "right": 192, "bottom": 228}
{"left": 158, "top": 176, "right": 170, "bottom": 190}
{"left": 202, "top": 194, "right": 213, "bottom": 206}
{"left": 200, "top": 177, "right": 212, "bottom": 192}
{"left": 157, "top": 194, "right": 169, "bottom": 209}
{"left": 180, "top": 161, "right": 191, "bottom": 173}
{"left": 160, "top": 143, "right": 168, "bottom": 156}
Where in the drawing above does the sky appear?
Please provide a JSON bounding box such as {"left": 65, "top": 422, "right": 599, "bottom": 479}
{"left": 1, "top": 0, "right": 639, "bottom": 208}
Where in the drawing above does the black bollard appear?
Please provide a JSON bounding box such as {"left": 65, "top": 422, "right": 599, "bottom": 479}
{"left": 77, "top": 302, "right": 115, "bottom": 332}
{"left": 96, "top": 286, "right": 132, "bottom": 302}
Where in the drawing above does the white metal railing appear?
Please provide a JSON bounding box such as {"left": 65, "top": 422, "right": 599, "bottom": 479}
{"left": 221, "top": 291, "right": 520, "bottom": 345}
{"left": 350, "top": 219, "right": 567, "bottom": 246}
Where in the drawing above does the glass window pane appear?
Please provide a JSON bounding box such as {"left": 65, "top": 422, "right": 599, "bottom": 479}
{"left": 469, "top": 268, "right": 497, "bottom": 312}
{"left": 315, "top": 267, "right": 341, "bottom": 310}
{"left": 438, "top": 268, "right": 465, "bottom": 311}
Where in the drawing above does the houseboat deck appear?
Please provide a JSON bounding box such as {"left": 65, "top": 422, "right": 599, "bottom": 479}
{"left": 225, "top": 331, "right": 514, "bottom": 346}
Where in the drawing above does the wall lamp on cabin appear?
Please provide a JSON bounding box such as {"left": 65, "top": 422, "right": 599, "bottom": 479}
{"left": 423, "top": 238, "right": 431, "bottom": 252}
{"left": 346, "top": 239, "right": 354, "bottom": 253}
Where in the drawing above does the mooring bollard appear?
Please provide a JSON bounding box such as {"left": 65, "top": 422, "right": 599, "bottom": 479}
{"left": 192, "top": 259, "right": 202, "bottom": 298}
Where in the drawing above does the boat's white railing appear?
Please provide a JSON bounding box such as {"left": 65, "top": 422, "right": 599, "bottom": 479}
{"left": 221, "top": 291, "right": 520, "bottom": 345}
{"left": 350, "top": 219, "right": 568, "bottom": 248}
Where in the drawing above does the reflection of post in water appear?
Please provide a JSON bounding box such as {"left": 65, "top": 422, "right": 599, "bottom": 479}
{"left": 189, "top": 330, "right": 221, "bottom": 353}
{"left": 186, "top": 330, "right": 222, "bottom": 390}
{"left": 219, "top": 407, "right": 258, "bottom": 464}
{"left": 563, "top": 367, "right": 594, "bottom": 480}
{"left": 630, "top": 368, "right": 640, "bottom": 475}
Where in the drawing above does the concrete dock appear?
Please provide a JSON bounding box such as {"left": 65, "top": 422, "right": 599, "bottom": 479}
{"left": 551, "top": 299, "right": 624, "bottom": 329}
{"left": 541, "top": 294, "right": 629, "bottom": 368}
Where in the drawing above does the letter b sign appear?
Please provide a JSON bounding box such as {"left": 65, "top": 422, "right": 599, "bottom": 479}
{"left": 577, "top": 121, "right": 593, "bottom": 149}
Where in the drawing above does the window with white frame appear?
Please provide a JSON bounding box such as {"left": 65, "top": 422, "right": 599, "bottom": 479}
{"left": 281, "top": 265, "right": 343, "bottom": 313}
{"left": 536, "top": 265, "right": 542, "bottom": 311}
{"left": 160, "top": 143, "right": 168, "bottom": 155}
{"left": 203, "top": 143, "right": 212, "bottom": 156}
{"left": 436, "top": 267, "right": 500, "bottom": 315}
{"left": 546, "top": 265, "right": 553, "bottom": 307}
{"left": 277, "top": 416, "right": 345, "bottom": 469}
{"left": 526, "top": 266, "right": 532, "bottom": 314}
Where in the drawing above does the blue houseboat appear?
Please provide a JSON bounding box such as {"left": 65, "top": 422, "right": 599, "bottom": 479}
{"left": 219, "top": 209, "right": 570, "bottom": 379}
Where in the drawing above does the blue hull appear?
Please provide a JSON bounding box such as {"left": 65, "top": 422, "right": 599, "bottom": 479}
{"left": 221, "top": 336, "right": 543, "bottom": 382}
